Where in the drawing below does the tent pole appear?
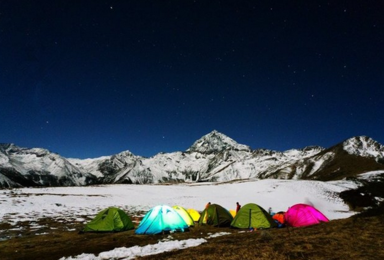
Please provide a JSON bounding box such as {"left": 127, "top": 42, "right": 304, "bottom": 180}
{"left": 249, "top": 209, "right": 252, "bottom": 229}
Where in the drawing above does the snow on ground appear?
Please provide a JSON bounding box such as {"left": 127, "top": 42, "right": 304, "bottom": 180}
{"left": 0, "top": 178, "right": 361, "bottom": 258}
{"left": 60, "top": 231, "right": 232, "bottom": 260}
{"left": 60, "top": 238, "right": 207, "bottom": 260}
{"left": 0, "top": 178, "right": 357, "bottom": 228}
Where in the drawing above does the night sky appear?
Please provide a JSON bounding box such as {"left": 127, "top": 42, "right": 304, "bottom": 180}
{"left": 1, "top": 1, "right": 383, "bottom": 159}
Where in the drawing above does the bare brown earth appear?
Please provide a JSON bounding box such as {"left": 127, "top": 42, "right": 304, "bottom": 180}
{"left": 1, "top": 210, "right": 384, "bottom": 260}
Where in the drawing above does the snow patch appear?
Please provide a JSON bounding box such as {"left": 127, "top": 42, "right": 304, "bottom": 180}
{"left": 59, "top": 238, "right": 207, "bottom": 260}
{"left": 206, "top": 232, "right": 231, "bottom": 238}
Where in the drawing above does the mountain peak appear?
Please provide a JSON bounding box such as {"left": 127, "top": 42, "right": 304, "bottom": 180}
{"left": 0, "top": 143, "right": 51, "bottom": 156}
{"left": 0, "top": 143, "right": 17, "bottom": 152}
{"left": 343, "top": 136, "right": 384, "bottom": 158}
{"left": 187, "top": 130, "right": 251, "bottom": 153}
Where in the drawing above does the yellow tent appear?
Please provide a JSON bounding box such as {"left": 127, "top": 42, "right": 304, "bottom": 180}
{"left": 187, "top": 208, "right": 201, "bottom": 222}
{"left": 173, "top": 206, "right": 195, "bottom": 226}
{"left": 229, "top": 209, "right": 236, "bottom": 218}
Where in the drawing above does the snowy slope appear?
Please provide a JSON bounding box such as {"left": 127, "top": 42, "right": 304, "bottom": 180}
{"left": 0, "top": 173, "right": 21, "bottom": 188}
{"left": 68, "top": 150, "right": 139, "bottom": 182}
{"left": 0, "top": 144, "right": 96, "bottom": 187}
{"left": 68, "top": 156, "right": 110, "bottom": 178}
{"left": 343, "top": 136, "right": 384, "bottom": 157}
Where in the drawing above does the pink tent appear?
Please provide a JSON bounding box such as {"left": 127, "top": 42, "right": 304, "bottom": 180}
{"left": 285, "top": 204, "right": 329, "bottom": 227}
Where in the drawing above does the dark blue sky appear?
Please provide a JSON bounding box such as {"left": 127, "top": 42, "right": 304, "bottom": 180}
{"left": 1, "top": 1, "right": 383, "bottom": 158}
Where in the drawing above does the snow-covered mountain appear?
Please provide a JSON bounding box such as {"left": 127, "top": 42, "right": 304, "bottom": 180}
{"left": 0, "top": 144, "right": 97, "bottom": 188}
{"left": 343, "top": 136, "right": 384, "bottom": 157}
{"left": 263, "top": 136, "right": 384, "bottom": 181}
{"left": 1, "top": 131, "right": 384, "bottom": 188}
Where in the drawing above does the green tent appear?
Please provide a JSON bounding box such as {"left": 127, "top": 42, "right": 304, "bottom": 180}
{"left": 83, "top": 207, "right": 134, "bottom": 232}
{"left": 230, "top": 203, "right": 277, "bottom": 229}
{"left": 198, "top": 204, "right": 233, "bottom": 227}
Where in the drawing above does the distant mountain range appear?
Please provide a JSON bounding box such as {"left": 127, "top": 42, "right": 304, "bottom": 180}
{"left": 1, "top": 130, "right": 384, "bottom": 188}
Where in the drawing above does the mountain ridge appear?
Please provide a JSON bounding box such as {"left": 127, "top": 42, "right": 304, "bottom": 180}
{"left": 1, "top": 131, "right": 384, "bottom": 188}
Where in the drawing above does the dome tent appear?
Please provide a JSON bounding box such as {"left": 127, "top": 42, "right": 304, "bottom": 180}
{"left": 285, "top": 204, "right": 329, "bottom": 227}
{"left": 198, "top": 204, "right": 233, "bottom": 227}
{"left": 187, "top": 208, "right": 201, "bottom": 222}
{"left": 272, "top": 211, "right": 286, "bottom": 226}
{"left": 83, "top": 207, "right": 134, "bottom": 232}
{"left": 135, "top": 205, "right": 189, "bottom": 235}
{"left": 172, "top": 205, "right": 195, "bottom": 226}
{"left": 230, "top": 203, "right": 277, "bottom": 229}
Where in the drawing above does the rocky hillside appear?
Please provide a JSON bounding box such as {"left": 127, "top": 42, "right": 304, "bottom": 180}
{"left": 1, "top": 131, "right": 384, "bottom": 188}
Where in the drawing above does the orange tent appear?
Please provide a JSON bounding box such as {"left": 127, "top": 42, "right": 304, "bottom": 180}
{"left": 272, "top": 211, "right": 285, "bottom": 224}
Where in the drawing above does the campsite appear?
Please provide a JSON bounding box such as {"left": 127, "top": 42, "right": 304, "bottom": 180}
{"left": 1, "top": 175, "right": 384, "bottom": 260}
{"left": 2, "top": 0, "right": 384, "bottom": 258}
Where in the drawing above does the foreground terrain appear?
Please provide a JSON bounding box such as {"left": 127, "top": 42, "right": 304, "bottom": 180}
{"left": 1, "top": 210, "right": 384, "bottom": 260}
{"left": 1, "top": 175, "right": 383, "bottom": 259}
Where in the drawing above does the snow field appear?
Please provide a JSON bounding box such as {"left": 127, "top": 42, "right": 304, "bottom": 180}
{"left": 1, "top": 179, "right": 357, "bottom": 227}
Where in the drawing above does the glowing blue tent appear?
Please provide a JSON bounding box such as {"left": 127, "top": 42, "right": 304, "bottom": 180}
{"left": 135, "top": 205, "right": 189, "bottom": 235}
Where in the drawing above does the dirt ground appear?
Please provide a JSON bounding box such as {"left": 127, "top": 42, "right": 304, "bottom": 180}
{"left": 1, "top": 211, "right": 384, "bottom": 260}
